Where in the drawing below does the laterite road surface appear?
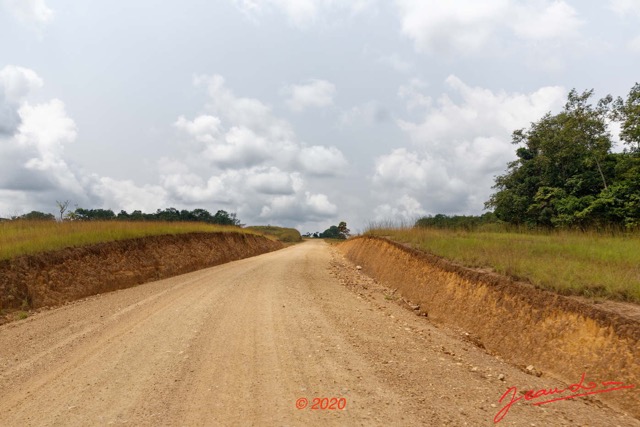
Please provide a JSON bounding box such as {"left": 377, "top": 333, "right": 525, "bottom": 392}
{"left": 1, "top": 240, "right": 638, "bottom": 426}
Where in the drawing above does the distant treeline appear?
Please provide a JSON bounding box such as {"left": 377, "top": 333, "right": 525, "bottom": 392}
{"left": 303, "top": 221, "right": 351, "bottom": 239}
{"left": 415, "top": 213, "right": 499, "bottom": 231}
{"left": 10, "top": 207, "right": 242, "bottom": 226}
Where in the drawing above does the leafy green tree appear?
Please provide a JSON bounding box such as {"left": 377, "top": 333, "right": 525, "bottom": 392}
{"left": 613, "top": 82, "right": 640, "bottom": 152}
{"left": 13, "top": 211, "right": 56, "bottom": 221}
{"left": 337, "top": 221, "right": 351, "bottom": 238}
{"left": 72, "top": 208, "right": 116, "bottom": 221}
{"left": 191, "top": 208, "right": 213, "bottom": 223}
{"left": 487, "top": 89, "right": 615, "bottom": 227}
{"left": 320, "top": 225, "right": 342, "bottom": 239}
{"left": 129, "top": 210, "right": 145, "bottom": 220}
{"left": 415, "top": 213, "right": 499, "bottom": 230}
{"left": 116, "top": 210, "right": 130, "bottom": 220}
{"left": 155, "top": 207, "right": 180, "bottom": 222}
{"left": 212, "top": 210, "right": 241, "bottom": 226}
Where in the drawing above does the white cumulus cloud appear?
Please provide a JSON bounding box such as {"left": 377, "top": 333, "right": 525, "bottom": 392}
{"left": 0, "top": 65, "right": 44, "bottom": 136}
{"left": 88, "top": 177, "right": 167, "bottom": 213}
{"left": 285, "top": 79, "right": 336, "bottom": 112}
{"left": 0, "top": 65, "right": 44, "bottom": 103}
{"left": 395, "top": 0, "right": 583, "bottom": 55}
{"left": 298, "top": 145, "right": 347, "bottom": 176}
{"left": 372, "top": 76, "right": 567, "bottom": 214}
{"left": 233, "top": 0, "right": 377, "bottom": 28}
{"left": 260, "top": 191, "right": 337, "bottom": 222}
{"left": 509, "top": 1, "right": 583, "bottom": 41}
{"left": 168, "top": 74, "right": 347, "bottom": 225}
{"left": 373, "top": 195, "right": 426, "bottom": 223}
{"left": 395, "top": 0, "right": 509, "bottom": 54}
{"left": 372, "top": 148, "right": 429, "bottom": 191}
{"left": 174, "top": 115, "right": 222, "bottom": 143}
{"left": 3, "top": 0, "right": 54, "bottom": 28}
{"left": 609, "top": 0, "right": 640, "bottom": 16}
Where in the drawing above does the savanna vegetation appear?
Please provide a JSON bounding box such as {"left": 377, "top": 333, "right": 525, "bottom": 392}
{"left": 2, "top": 202, "right": 311, "bottom": 260}
{"left": 245, "top": 226, "right": 302, "bottom": 243}
{"left": 367, "top": 84, "right": 640, "bottom": 303}
{"left": 7, "top": 206, "right": 243, "bottom": 226}
{"left": 365, "top": 226, "right": 640, "bottom": 303}
{"left": 0, "top": 220, "right": 260, "bottom": 261}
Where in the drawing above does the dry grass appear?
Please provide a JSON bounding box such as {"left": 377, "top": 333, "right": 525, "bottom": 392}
{"left": 245, "top": 226, "right": 302, "bottom": 242}
{"left": 365, "top": 227, "right": 640, "bottom": 303}
{"left": 0, "top": 221, "right": 261, "bottom": 261}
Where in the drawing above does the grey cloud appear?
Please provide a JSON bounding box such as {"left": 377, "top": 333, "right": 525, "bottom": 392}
{"left": 0, "top": 99, "right": 21, "bottom": 136}
{"left": 259, "top": 192, "right": 337, "bottom": 223}
{"left": 371, "top": 76, "right": 568, "bottom": 216}
{"left": 0, "top": 164, "right": 57, "bottom": 191}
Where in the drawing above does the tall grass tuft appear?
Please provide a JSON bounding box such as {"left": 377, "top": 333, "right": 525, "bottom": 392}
{"left": 365, "top": 226, "right": 640, "bottom": 303}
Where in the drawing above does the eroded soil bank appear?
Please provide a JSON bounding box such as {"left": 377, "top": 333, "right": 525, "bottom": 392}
{"left": 0, "top": 232, "right": 282, "bottom": 315}
{"left": 339, "top": 236, "right": 639, "bottom": 418}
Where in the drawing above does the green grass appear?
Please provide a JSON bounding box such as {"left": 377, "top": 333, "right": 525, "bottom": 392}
{"left": 0, "top": 220, "right": 261, "bottom": 261}
{"left": 365, "top": 227, "right": 640, "bottom": 303}
{"left": 245, "top": 226, "right": 302, "bottom": 243}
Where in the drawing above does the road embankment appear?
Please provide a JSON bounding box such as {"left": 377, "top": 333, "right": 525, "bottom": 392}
{"left": 339, "top": 236, "right": 639, "bottom": 418}
{"left": 0, "top": 232, "right": 282, "bottom": 315}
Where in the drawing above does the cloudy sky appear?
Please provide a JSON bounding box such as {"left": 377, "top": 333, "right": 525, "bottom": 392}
{"left": 1, "top": 0, "right": 638, "bottom": 232}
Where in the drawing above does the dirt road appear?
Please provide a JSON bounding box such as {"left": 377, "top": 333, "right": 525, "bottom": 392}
{"left": 0, "top": 240, "right": 638, "bottom": 426}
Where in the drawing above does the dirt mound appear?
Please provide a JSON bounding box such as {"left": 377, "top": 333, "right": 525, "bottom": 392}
{"left": 0, "top": 232, "right": 282, "bottom": 316}
{"left": 339, "top": 236, "right": 640, "bottom": 418}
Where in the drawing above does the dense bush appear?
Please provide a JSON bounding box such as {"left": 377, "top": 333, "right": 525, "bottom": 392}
{"left": 486, "top": 84, "right": 640, "bottom": 230}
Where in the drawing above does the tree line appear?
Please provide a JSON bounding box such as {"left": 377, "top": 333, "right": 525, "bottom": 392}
{"left": 415, "top": 213, "right": 499, "bottom": 231}
{"left": 304, "top": 221, "right": 351, "bottom": 239}
{"left": 8, "top": 207, "right": 242, "bottom": 226}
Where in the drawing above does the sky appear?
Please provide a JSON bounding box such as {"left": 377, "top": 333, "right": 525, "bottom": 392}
{"left": 1, "top": 0, "right": 639, "bottom": 233}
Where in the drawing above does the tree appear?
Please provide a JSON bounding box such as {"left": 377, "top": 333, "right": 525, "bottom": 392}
{"left": 56, "top": 200, "right": 70, "bottom": 221}
{"left": 415, "top": 213, "right": 499, "bottom": 230}
{"left": 319, "top": 223, "right": 349, "bottom": 239}
{"left": 116, "top": 210, "right": 130, "bottom": 220}
{"left": 337, "top": 221, "right": 351, "bottom": 238}
{"left": 129, "top": 210, "right": 145, "bottom": 221}
{"left": 72, "top": 208, "right": 116, "bottom": 221}
{"left": 13, "top": 211, "right": 55, "bottom": 221}
{"left": 487, "top": 85, "right": 640, "bottom": 229}
{"left": 319, "top": 225, "right": 341, "bottom": 239}
{"left": 155, "top": 207, "right": 180, "bottom": 222}
{"left": 486, "top": 89, "right": 616, "bottom": 227}
{"left": 613, "top": 82, "right": 640, "bottom": 153}
{"left": 212, "top": 210, "right": 241, "bottom": 226}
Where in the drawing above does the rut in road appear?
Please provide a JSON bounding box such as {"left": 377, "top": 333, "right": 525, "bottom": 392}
{"left": 0, "top": 240, "right": 638, "bottom": 426}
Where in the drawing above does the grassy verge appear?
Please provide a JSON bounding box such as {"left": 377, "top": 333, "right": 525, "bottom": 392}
{"left": 365, "top": 227, "right": 640, "bottom": 303}
{"left": 245, "top": 226, "right": 302, "bottom": 243}
{"left": 0, "top": 221, "right": 261, "bottom": 261}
